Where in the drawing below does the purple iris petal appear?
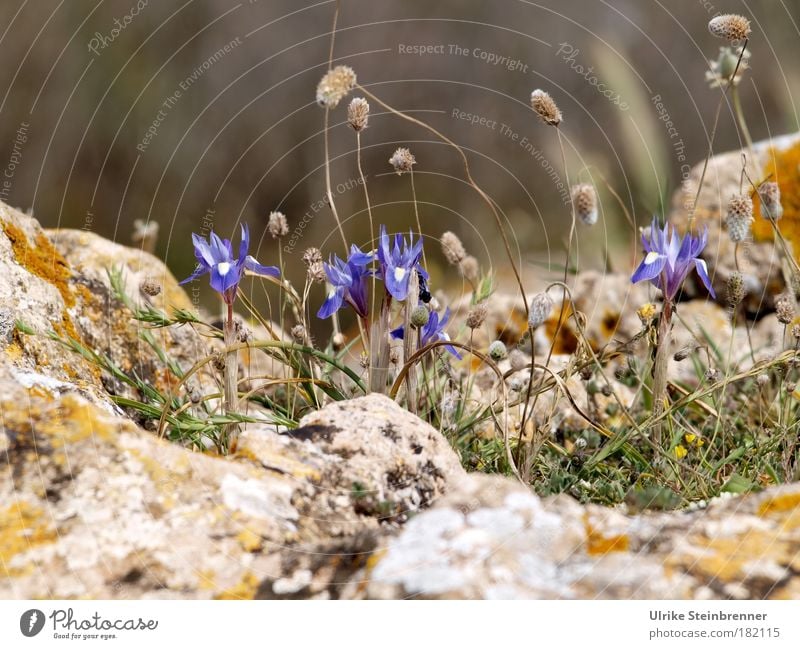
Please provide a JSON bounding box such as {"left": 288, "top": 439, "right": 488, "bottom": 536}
{"left": 181, "top": 223, "right": 280, "bottom": 304}
{"left": 377, "top": 225, "right": 426, "bottom": 301}
{"left": 631, "top": 217, "right": 715, "bottom": 301}
{"left": 316, "top": 245, "right": 374, "bottom": 319}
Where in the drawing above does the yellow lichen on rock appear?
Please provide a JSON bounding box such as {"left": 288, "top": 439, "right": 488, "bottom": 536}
{"left": 0, "top": 502, "right": 57, "bottom": 576}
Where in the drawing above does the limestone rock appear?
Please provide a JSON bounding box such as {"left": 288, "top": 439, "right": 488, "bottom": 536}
{"left": 0, "top": 385, "right": 463, "bottom": 598}
{"left": 669, "top": 132, "right": 800, "bottom": 311}
{"left": 349, "top": 474, "right": 800, "bottom": 599}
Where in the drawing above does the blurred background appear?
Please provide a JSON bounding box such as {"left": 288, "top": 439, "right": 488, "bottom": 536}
{"left": 0, "top": 0, "right": 797, "bottom": 313}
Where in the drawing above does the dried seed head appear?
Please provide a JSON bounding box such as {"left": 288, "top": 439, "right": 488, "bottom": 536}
{"left": 757, "top": 373, "right": 770, "bottom": 387}
{"left": 637, "top": 303, "right": 657, "bottom": 327}
{"left": 212, "top": 352, "right": 226, "bottom": 372}
{"left": 459, "top": 256, "right": 480, "bottom": 283}
{"left": 291, "top": 324, "right": 306, "bottom": 344}
{"left": 389, "top": 147, "right": 416, "bottom": 174}
{"left": 316, "top": 65, "right": 357, "bottom": 109}
{"left": 509, "top": 349, "right": 528, "bottom": 372}
{"left": 708, "top": 14, "right": 751, "bottom": 42}
{"left": 793, "top": 324, "right": 800, "bottom": 340}
{"left": 488, "top": 340, "right": 507, "bottom": 361}
{"left": 441, "top": 231, "right": 466, "bottom": 265}
{"left": 758, "top": 182, "right": 783, "bottom": 221}
{"left": 571, "top": 184, "right": 598, "bottom": 225}
{"left": 528, "top": 292, "right": 554, "bottom": 329}
{"left": 410, "top": 305, "right": 430, "bottom": 328}
{"left": 267, "top": 211, "right": 289, "bottom": 238}
{"left": 530, "top": 89, "right": 562, "bottom": 126}
{"left": 574, "top": 437, "right": 588, "bottom": 450}
{"left": 140, "top": 278, "right": 162, "bottom": 297}
{"left": 303, "top": 247, "right": 326, "bottom": 283}
{"left": 389, "top": 347, "right": 401, "bottom": 365}
{"left": 332, "top": 332, "right": 345, "bottom": 350}
{"left": 347, "top": 97, "right": 369, "bottom": 131}
{"left": 579, "top": 365, "right": 593, "bottom": 380}
{"left": 706, "top": 46, "right": 751, "bottom": 88}
{"left": 673, "top": 347, "right": 693, "bottom": 362}
{"left": 726, "top": 271, "right": 745, "bottom": 308}
{"left": 725, "top": 194, "right": 753, "bottom": 243}
{"left": 466, "top": 301, "right": 489, "bottom": 329}
{"left": 787, "top": 382, "right": 797, "bottom": 395}
{"left": 776, "top": 295, "right": 795, "bottom": 325}
{"left": 704, "top": 367, "right": 721, "bottom": 383}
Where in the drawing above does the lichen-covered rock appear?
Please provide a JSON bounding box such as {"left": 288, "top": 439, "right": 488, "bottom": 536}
{"left": 347, "top": 474, "right": 800, "bottom": 599}
{"left": 0, "top": 384, "right": 463, "bottom": 598}
{"left": 669, "top": 132, "right": 800, "bottom": 312}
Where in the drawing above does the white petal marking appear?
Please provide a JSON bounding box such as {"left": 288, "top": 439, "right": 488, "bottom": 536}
{"left": 217, "top": 262, "right": 231, "bottom": 276}
{"left": 393, "top": 267, "right": 407, "bottom": 282}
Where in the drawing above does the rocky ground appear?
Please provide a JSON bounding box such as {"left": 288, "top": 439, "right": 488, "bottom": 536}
{"left": 2, "top": 132, "right": 800, "bottom": 600}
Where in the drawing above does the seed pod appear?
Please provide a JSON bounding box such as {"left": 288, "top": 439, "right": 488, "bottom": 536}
{"left": 389, "top": 147, "right": 416, "bottom": 175}
{"left": 488, "top": 340, "right": 507, "bottom": 361}
{"left": 140, "top": 278, "right": 162, "bottom": 296}
{"left": 466, "top": 301, "right": 488, "bottom": 330}
{"left": 758, "top": 182, "right": 783, "bottom": 221}
{"left": 530, "top": 89, "right": 562, "bottom": 126}
{"left": 347, "top": 97, "right": 369, "bottom": 131}
{"left": 708, "top": 14, "right": 752, "bottom": 42}
{"left": 571, "top": 184, "right": 598, "bottom": 225}
{"left": 459, "top": 256, "right": 480, "bottom": 283}
{"left": 776, "top": 296, "right": 795, "bottom": 325}
{"left": 410, "top": 305, "right": 430, "bottom": 328}
{"left": 509, "top": 349, "right": 528, "bottom": 372}
{"left": 316, "top": 65, "right": 357, "bottom": 108}
{"left": 528, "top": 292, "right": 554, "bottom": 329}
{"left": 441, "top": 231, "right": 466, "bottom": 265}
{"left": 726, "top": 271, "right": 745, "bottom": 308}
{"left": 267, "top": 211, "right": 289, "bottom": 238}
{"left": 725, "top": 194, "right": 753, "bottom": 243}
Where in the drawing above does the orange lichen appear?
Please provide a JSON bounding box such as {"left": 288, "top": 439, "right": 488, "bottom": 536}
{"left": 545, "top": 304, "right": 580, "bottom": 354}
{"left": 584, "top": 514, "right": 630, "bottom": 556}
{"left": 235, "top": 528, "right": 263, "bottom": 553}
{"left": 752, "top": 141, "right": 800, "bottom": 252}
{"left": 758, "top": 490, "right": 800, "bottom": 516}
{"left": 3, "top": 220, "right": 74, "bottom": 307}
{"left": 0, "top": 502, "right": 57, "bottom": 576}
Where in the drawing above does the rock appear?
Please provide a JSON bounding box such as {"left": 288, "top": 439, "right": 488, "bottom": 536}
{"left": 450, "top": 271, "right": 650, "bottom": 354}
{"left": 669, "top": 132, "right": 800, "bottom": 311}
{"left": 0, "top": 384, "right": 464, "bottom": 598}
{"left": 348, "top": 474, "right": 800, "bottom": 599}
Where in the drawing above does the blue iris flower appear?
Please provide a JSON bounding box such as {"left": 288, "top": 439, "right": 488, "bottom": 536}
{"left": 391, "top": 308, "right": 462, "bottom": 358}
{"left": 631, "top": 218, "right": 715, "bottom": 301}
{"left": 377, "top": 225, "right": 428, "bottom": 301}
{"left": 317, "top": 245, "right": 374, "bottom": 319}
{"left": 180, "top": 224, "right": 280, "bottom": 304}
